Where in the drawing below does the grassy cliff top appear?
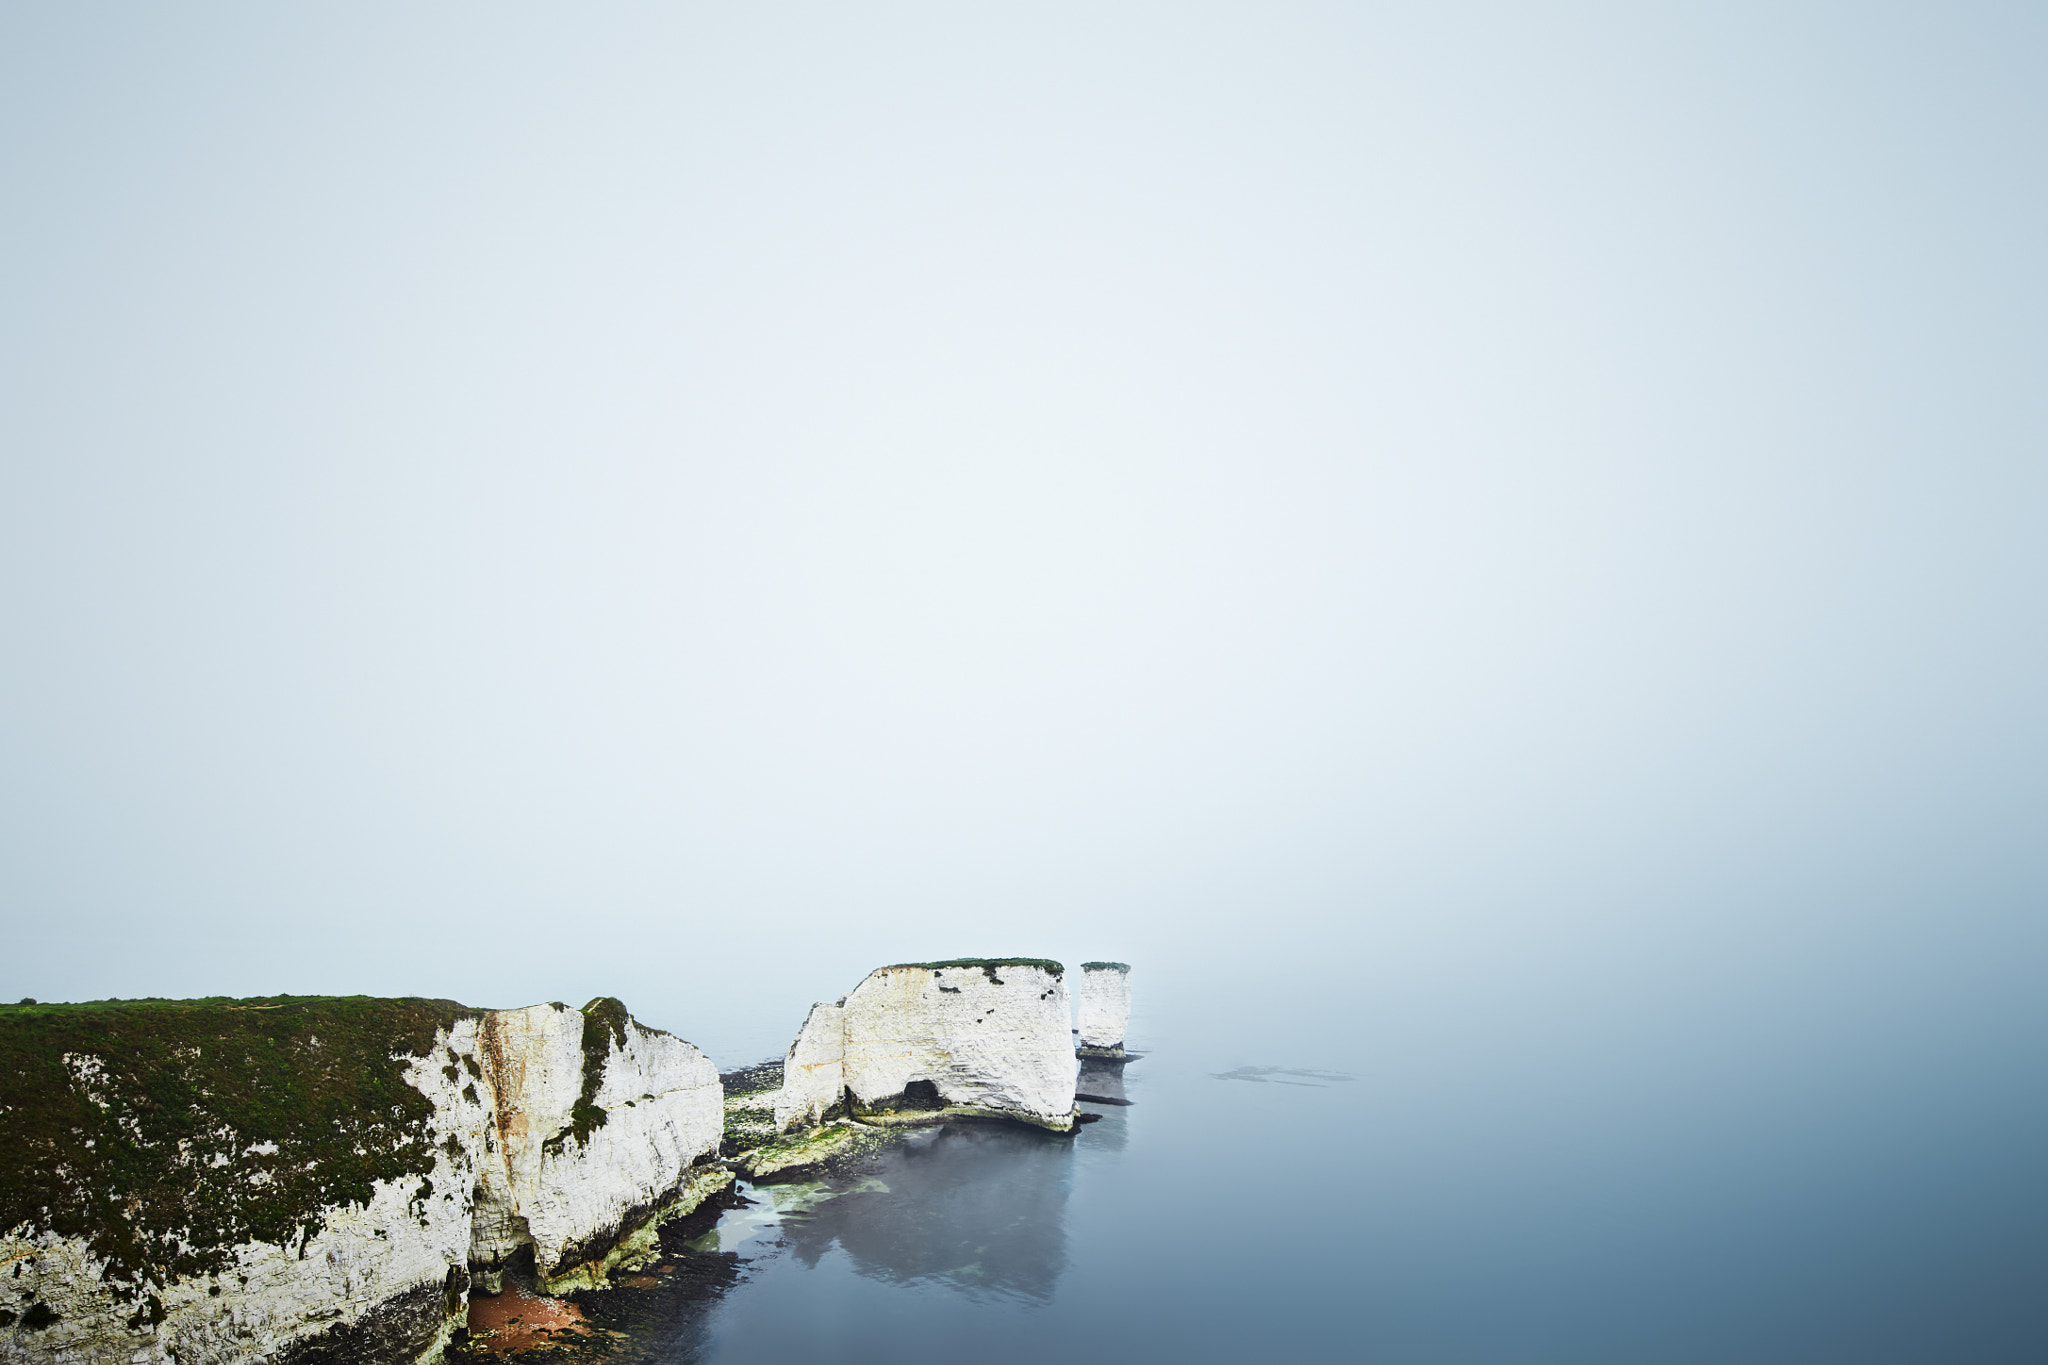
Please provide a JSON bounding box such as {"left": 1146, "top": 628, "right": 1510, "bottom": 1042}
{"left": 1080, "top": 961, "right": 1131, "bottom": 972}
{"left": 0, "top": 993, "right": 467, "bottom": 1020}
{"left": 881, "top": 957, "right": 1065, "bottom": 978}
{"left": 0, "top": 995, "right": 474, "bottom": 1300}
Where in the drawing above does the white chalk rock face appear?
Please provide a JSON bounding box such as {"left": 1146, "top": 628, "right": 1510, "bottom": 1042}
{"left": 773, "top": 999, "right": 847, "bottom": 1132}
{"left": 1076, "top": 962, "right": 1132, "bottom": 1054}
{"left": 471, "top": 1001, "right": 723, "bottom": 1292}
{"left": 772, "top": 961, "right": 1078, "bottom": 1132}
{"left": 0, "top": 1018, "right": 490, "bottom": 1365}
{"left": 0, "top": 998, "right": 722, "bottom": 1365}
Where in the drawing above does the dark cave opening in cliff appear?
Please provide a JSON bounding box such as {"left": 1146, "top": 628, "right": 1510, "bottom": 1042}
{"left": 484, "top": 1243, "right": 537, "bottom": 1297}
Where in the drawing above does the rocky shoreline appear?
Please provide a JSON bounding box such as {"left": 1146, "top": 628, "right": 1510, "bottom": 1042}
{"left": 0, "top": 959, "right": 1134, "bottom": 1365}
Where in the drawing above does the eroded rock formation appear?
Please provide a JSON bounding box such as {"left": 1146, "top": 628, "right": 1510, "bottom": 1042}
{"left": 466, "top": 1000, "right": 724, "bottom": 1295}
{"left": 773, "top": 999, "right": 847, "bottom": 1134}
{"left": 772, "top": 960, "right": 1078, "bottom": 1135}
{"left": 1076, "top": 961, "right": 1132, "bottom": 1058}
{"left": 0, "top": 996, "right": 723, "bottom": 1365}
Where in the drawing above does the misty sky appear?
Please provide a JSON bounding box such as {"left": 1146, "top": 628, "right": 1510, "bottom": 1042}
{"left": 2, "top": 5, "right": 2042, "bottom": 1071}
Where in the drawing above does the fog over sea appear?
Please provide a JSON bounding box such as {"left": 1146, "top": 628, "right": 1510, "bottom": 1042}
{"left": 2, "top": 5, "right": 2042, "bottom": 1362}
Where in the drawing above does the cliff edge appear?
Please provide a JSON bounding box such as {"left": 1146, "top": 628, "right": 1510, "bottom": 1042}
{"left": 0, "top": 995, "right": 723, "bottom": 1365}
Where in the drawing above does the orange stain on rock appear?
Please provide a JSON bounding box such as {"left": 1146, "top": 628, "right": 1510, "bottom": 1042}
{"left": 466, "top": 1287, "right": 598, "bottom": 1352}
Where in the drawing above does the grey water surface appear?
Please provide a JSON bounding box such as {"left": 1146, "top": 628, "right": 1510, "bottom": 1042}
{"left": 618, "top": 1031, "right": 2040, "bottom": 1365}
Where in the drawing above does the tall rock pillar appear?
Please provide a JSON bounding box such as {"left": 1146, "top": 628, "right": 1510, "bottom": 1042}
{"left": 1075, "top": 962, "right": 1132, "bottom": 1058}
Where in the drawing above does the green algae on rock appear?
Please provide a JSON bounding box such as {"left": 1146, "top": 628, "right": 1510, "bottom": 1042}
{"left": 734, "top": 1122, "right": 864, "bottom": 1182}
{"left": 719, "top": 1061, "right": 788, "bottom": 1159}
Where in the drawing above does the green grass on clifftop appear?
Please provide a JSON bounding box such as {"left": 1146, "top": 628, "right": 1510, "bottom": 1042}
{"left": 0, "top": 995, "right": 472, "bottom": 1304}
{"left": 882, "top": 958, "right": 1064, "bottom": 978}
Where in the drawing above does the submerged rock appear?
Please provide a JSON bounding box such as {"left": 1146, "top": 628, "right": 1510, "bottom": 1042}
{"left": 772, "top": 960, "right": 1079, "bottom": 1135}
{"left": 734, "top": 1121, "right": 863, "bottom": 1182}
{"left": 0, "top": 995, "right": 725, "bottom": 1365}
{"left": 1076, "top": 961, "right": 1132, "bottom": 1058}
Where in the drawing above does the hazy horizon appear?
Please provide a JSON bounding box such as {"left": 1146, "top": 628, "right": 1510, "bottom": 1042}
{"left": 3, "top": 5, "right": 2041, "bottom": 1102}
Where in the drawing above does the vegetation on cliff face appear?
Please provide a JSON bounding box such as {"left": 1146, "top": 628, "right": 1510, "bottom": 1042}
{"left": 0, "top": 996, "right": 471, "bottom": 1301}
{"left": 543, "top": 997, "right": 632, "bottom": 1157}
{"left": 1080, "top": 961, "right": 1130, "bottom": 973}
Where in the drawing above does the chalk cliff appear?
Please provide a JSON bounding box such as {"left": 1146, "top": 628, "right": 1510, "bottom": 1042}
{"left": 0, "top": 995, "right": 723, "bottom": 1365}
{"left": 772, "top": 1000, "right": 847, "bottom": 1134}
{"left": 772, "top": 960, "right": 1078, "bottom": 1134}
{"left": 1076, "top": 962, "right": 1132, "bottom": 1057}
{"left": 466, "top": 999, "right": 724, "bottom": 1295}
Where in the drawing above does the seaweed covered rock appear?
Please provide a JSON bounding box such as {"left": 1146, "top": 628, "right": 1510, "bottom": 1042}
{"left": 718, "top": 1061, "right": 784, "bottom": 1159}
{"left": 771, "top": 960, "right": 1078, "bottom": 1135}
{"left": 0, "top": 994, "right": 723, "bottom": 1365}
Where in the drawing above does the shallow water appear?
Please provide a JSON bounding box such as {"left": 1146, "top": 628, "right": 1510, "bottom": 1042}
{"left": 607, "top": 1025, "right": 2042, "bottom": 1365}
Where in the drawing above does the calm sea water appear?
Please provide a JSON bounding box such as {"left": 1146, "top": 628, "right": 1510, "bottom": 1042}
{"left": 602, "top": 1021, "right": 2042, "bottom": 1364}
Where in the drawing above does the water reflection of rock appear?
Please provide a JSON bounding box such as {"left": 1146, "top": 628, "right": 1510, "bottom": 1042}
{"left": 1076, "top": 1100, "right": 1129, "bottom": 1153}
{"left": 1074, "top": 1056, "right": 1133, "bottom": 1153}
{"left": 779, "top": 1122, "right": 1073, "bottom": 1303}
{"left": 1077, "top": 1055, "right": 1131, "bottom": 1104}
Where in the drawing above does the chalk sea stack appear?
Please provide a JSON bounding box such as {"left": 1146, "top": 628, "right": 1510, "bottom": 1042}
{"left": 774, "top": 959, "right": 1079, "bottom": 1136}
{"left": 1075, "top": 962, "right": 1133, "bottom": 1058}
